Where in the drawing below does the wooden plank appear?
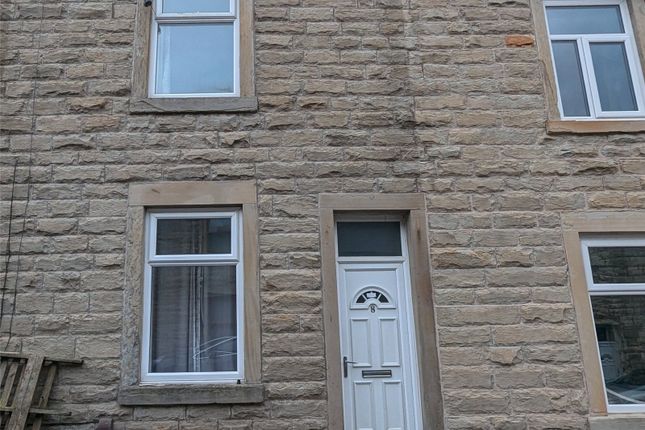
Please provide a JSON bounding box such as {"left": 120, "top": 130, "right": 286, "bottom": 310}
{"left": 0, "top": 360, "right": 20, "bottom": 428}
{"left": 37, "top": 364, "right": 56, "bottom": 408}
{"left": 0, "top": 406, "right": 67, "bottom": 415}
{"left": 0, "top": 360, "right": 8, "bottom": 388}
{"left": 0, "top": 352, "right": 82, "bottom": 366}
{"left": 43, "top": 357, "right": 83, "bottom": 366}
{"left": 0, "top": 360, "right": 6, "bottom": 430}
{"left": 31, "top": 364, "right": 58, "bottom": 430}
{"left": 0, "top": 361, "right": 21, "bottom": 407}
{"left": 0, "top": 359, "right": 8, "bottom": 428}
{"left": 6, "top": 355, "right": 44, "bottom": 430}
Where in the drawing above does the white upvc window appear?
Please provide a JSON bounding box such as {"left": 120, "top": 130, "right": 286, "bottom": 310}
{"left": 141, "top": 209, "right": 244, "bottom": 383}
{"left": 544, "top": 0, "right": 645, "bottom": 119}
{"left": 149, "top": 0, "right": 240, "bottom": 98}
{"left": 581, "top": 236, "right": 645, "bottom": 413}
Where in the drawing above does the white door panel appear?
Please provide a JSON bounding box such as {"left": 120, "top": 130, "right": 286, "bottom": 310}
{"left": 379, "top": 318, "right": 401, "bottom": 367}
{"left": 338, "top": 262, "right": 422, "bottom": 430}
{"left": 354, "top": 381, "right": 376, "bottom": 430}
{"left": 383, "top": 380, "right": 405, "bottom": 430}
{"left": 350, "top": 318, "right": 372, "bottom": 367}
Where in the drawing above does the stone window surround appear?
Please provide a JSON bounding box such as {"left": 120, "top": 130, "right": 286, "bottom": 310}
{"left": 129, "top": 1, "right": 257, "bottom": 114}
{"left": 118, "top": 181, "right": 263, "bottom": 406}
{"left": 531, "top": 0, "right": 645, "bottom": 134}
{"left": 562, "top": 212, "right": 645, "bottom": 429}
{"left": 318, "top": 193, "right": 444, "bottom": 430}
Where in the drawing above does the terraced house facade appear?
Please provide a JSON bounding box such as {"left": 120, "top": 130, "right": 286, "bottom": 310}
{"left": 2, "top": 0, "right": 645, "bottom": 429}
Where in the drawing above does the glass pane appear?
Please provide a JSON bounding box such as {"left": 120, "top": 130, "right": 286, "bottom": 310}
{"left": 589, "top": 246, "right": 645, "bottom": 284}
{"left": 337, "top": 222, "right": 402, "bottom": 257}
{"left": 546, "top": 6, "right": 624, "bottom": 34}
{"left": 151, "top": 265, "right": 237, "bottom": 373}
{"left": 591, "top": 295, "right": 645, "bottom": 405}
{"left": 551, "top": 41, "right": 590, "bottom": 117}
{"left": 156, "top": 217, "right": 231, "bottom": 255}
{"left": 162, "top": 0, "right": 231, "bottom": 14}
{"left": 590, "top": 42, "right": 638, "bottom": 112}
{"left": 155, "top": 23, "right": 235, "bottom": 95}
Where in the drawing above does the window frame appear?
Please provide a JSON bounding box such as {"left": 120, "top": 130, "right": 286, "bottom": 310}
{"left": 563, "top": 213, "right": 645, "bottom": 419}
{"left": 148, "top": 0, "right": 240, "bottom": 98}
{"left": 141, "top": 208, "right": 245, "bottom": 384}
{"left": 119, "top": 181, "right": 262, "bottom": 405}
{"left": 544, "top": 0, "right": 645, "bottom": 120}
{"left": 147, "top": 210, "right": 240, "bottom": 262}
{"left": 582, "top": 235, "right": 645, "bottom": 293}
{"left": 130, "top": 0, "right": 256, "bottom": 113}
{"left": 532, "top": 0, "right": 645, "bottom": 133}
{"left": 580, "top": 235, "right": 645, "bottom": 414}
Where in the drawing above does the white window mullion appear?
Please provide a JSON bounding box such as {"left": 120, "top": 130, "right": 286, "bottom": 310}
{"left": 579, "top": 37, "right": 601, "bottom": 118}
{"left": 624, "top": 37, "right": 645, "bottom": 115}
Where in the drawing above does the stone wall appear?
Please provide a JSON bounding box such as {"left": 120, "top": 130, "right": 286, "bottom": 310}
{"left": 1, "top": 0, "right": 645, "bottom": 429}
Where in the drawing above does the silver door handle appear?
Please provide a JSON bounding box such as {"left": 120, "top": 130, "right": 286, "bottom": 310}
{"left": 343, "top": 356, "right": 358, "bottom": 378}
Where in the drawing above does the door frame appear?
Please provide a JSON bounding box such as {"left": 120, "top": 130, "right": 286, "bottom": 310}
{"left": 319, "top": 194, "right": 444, "bottom": 430}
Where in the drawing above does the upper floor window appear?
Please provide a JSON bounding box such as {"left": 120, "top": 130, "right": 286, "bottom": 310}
{"left": 149, "top": 0, "right": 239, "bottom": 98}
{"left": 544, "top": 0, "right": 645, "bottom": 119}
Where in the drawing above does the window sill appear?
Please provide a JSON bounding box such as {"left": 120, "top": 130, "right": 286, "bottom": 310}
{"left": 547, "top": 119, "right": 645, "bottom": 134}
{"left": 589, "top": 414, "right": 645, "bottom": 430}
{"left": 129, "top": 96, "right": 258, "bottom": 114}
{"left": 117, "top": 383, "right": 264, "bottom": 406}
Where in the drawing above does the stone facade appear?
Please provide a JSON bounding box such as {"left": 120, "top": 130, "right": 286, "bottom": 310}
{"left": 1, "top": 0, "right": 645, "bottom": 429}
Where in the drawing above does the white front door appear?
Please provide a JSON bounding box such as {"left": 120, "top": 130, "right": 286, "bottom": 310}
{"left": 336, "top": 220, "right": 422, "bottom": 430}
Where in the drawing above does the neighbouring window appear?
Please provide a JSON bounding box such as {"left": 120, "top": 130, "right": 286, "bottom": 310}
{"left": 149, "top": 0, "right": 239, "bottom": 97}
{"left": 582, "top": 236, "right": 645, "bottom": 412}
{"left": 141, "top": 209, "right": 244, "bottom": 383}
{"left": 544, "top": 0, "right": 645, "bottom": 119}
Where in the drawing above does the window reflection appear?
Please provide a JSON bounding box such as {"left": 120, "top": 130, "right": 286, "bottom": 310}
{"left": 592, "top": 295, "right": 645, "bottom": 405}
{"left": 156, "top": 217, "right": 232, "bottom": 255}
{"left": 589, "top": 246, "right": 645, "bottom": 284}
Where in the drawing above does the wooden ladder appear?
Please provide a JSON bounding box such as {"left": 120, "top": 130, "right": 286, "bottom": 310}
{"left": 0, "top": 352, "right": 82, "bottom": 430}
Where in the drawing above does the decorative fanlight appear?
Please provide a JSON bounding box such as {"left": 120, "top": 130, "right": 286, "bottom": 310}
{"left": 355, "top": 289, "right": 390, "bottom": 305}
